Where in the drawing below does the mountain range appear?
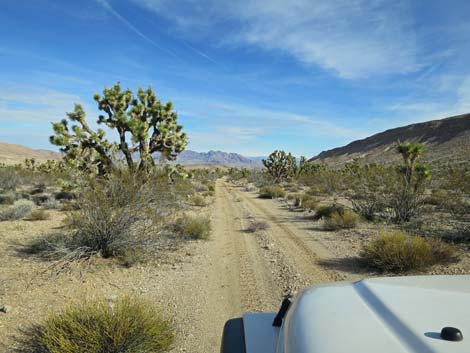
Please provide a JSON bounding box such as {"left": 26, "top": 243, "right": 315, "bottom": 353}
{"left": 309, "top": 113, "right": 470, "bottom": 167}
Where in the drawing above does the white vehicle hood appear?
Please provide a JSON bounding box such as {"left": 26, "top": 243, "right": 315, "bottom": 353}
{"left": 278, "top": 275, "right": 470, "bottom": 353}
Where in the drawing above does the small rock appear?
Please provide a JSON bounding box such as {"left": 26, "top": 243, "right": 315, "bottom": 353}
{"left": 0, "top": 305, "right": 11, "bottom": 313}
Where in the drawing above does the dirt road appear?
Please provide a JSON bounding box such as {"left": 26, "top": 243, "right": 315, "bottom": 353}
{"left": 176, "top": 179, "right": 355, "bottom": 352}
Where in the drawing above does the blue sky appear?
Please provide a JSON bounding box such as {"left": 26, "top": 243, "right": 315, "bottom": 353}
{"left": 1, "top": 0, "right": 469, "bottom": 157}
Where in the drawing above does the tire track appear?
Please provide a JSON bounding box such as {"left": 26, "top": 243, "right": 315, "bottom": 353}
{"left": 228, "top": 182, "right": 344, "bottom": 284}
{"left": 218, "top": 183, "right": 280, "bottom": 312}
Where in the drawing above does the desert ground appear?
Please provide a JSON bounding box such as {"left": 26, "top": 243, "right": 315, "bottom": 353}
{"left": 1, "top": 179, "right": 469, "bottom": 352}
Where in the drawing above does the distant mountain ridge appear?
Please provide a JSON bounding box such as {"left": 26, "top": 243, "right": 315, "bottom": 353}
{"left": 0, "top": 142, "right": 61, "bottom": 164}
{"left": 0, "top": 142, "right": 262, "bottom": 168}
{"left": 174, "top": 150, "right": 263, "bottom": 168}
{"left": 310, "top": 114, "right": 470, "bottom": 167}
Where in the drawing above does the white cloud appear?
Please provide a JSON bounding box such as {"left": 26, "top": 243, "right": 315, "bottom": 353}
{"left": 133, "top": 0, "right": 426, "bottom": 78}
{"left": 0, "top": 86, "right": 83, "bottom": 123}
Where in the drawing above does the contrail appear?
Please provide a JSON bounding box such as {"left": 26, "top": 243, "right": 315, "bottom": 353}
{"left": 95, "top": 0, "right": 182, "bottom": 62}
{"left": 182, "top": 41, "right": 224, "bottom": 68}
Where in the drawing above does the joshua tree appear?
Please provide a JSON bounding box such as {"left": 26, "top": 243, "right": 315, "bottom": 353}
{"left": 50, "top": 83, "right": 188, "bottom": 175}
{"left": 391, "top": 142, "right": 432, "bottom": 222}
{"left": 262, "top": 150, "right": 296, "bottom": 182}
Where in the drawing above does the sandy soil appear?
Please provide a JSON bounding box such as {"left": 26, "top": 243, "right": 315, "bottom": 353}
{"left": 1, "top": 179, "right": 469, "bottom": 352}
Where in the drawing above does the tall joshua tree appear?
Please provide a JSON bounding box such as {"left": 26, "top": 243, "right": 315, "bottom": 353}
{"left": 262, "top": 150, "right": 296, "bottom": 182}
{"left": 50, "top": 83, "right": 188, "bottom": 175}
{"left": 392, "top": 141, "right": 432, "bottom": 222}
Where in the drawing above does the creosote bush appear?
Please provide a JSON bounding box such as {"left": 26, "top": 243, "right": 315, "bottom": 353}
{"left": 19, "top": 296, "right": 174, "bottom": 353}
{"left": 360, "top": 231, "right": 458, "bottom": 273}
{"left": 174, "top": 215, "right": 211, "bottom": 240}
{"left": 0, "top": 200, "right": 34, "bottom": 221}
{"left": 259, "top": 185, "right": 286, "bottom": 199}
{"left": 324, "top": 209, "right": 359, "bottom": 230}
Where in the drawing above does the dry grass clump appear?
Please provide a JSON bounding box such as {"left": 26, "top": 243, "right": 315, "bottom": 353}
{"left": 29, "top": 209, "right": 50, "bottom": 221}
{"left": 190, "top": 194, "right": 206, "bottom": 207}
{"left": 19, "top": 296, "right": 174, "bottom": 353}
{"left": 174, "top": 215, "right": 211, "bottom": 240}
{"left": 360, "top": 231, "right": 458, "bottom": 273}
{"left": 324, "top": 209, "right": 359, "bottom": 230}
{"left": 245, "top": 220, "right": 269, "bottom": 233}
{"left": 0, "top": 199, "right": 34, "bottom": 221}
{"left": 259, "top": 185, "right": 286, "bottom": 199}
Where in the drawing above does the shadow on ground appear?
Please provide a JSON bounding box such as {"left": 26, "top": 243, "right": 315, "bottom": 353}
{"left": 318, "top": 257, "right": 372, "bottom": 275}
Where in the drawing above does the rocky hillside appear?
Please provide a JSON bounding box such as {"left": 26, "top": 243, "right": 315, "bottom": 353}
{"left": 310, "top": 114, "right": 470, "bottom": 167}
{"left": 174, "top": 150, "right": 262, "bottom": 168}
{"left": 0, "top": 142, "right": 61, "bottom": 164}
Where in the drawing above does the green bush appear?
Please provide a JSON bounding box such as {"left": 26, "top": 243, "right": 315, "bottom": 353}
{"left": 21, "top": 296, "right": 174, "bottom": 353}
{"left": 0, "top": 200, "right": 34, "bottom": 221}
{"left": 360, "top": 231, "right": 458, "bottom": 273}
{"left": 324, "top": 209, "right": 359, "bottom": 230}
{"left": 174, "top": 215, "right": 211, "bottom": 240}
{"left": 259, "top": 185, "right": 286, "bottom": 199}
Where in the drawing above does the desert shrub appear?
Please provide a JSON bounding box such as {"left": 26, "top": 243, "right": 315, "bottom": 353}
{"left": 428, "top": 238, "right": 459, "bottom": 263}
{"left": 324, "top": 209, "right": 359, "bottom": 230}
{"left": 190, "top": 194, "right": 206, "bottom": 207}
{"left": 0, "top": 166, "right": 20, "bottom": 191}
{"left": 19, "top": 296, "right": 174, "bottom": 353}
{"left": 54, "top": 191, "right": 75, "bottom": 200}
{"left": 259, "top": 185, "right": 286, "bottom": 199}
{"left": 245, "top": 220, "right": 269, "bottom": 233}
{"left": 360, "top": 231, "right": 458, "bottom": 273}
{"left": 29, "top": 209, "right": 50, "bottom": 221}
{"left": 63, "top": 171, "right": 180, "bottom": 259}
{"left": 300, "top": 194, "right": 318, "bottom": 211}
{"left": 173, "top": 215, "right": 211, "bottom": 239}
{"left": 0, "top": 200, "right": 34, "bottom": 221}
{"left": 30, "top": 183, "right": 46, "bottom": 195}
{"left": 42, "top": 199, "right": 62, "bottom": 210}
{"left": 344, "top": 163, "right": 392, "bottom": 221}
{"left": 424, "top": 188, "right": 449, "bottom": 206}
{"left": 22, "top": 233, "right": 74, "bottom": 260}
{"left": 0, "top": 192, "right": 16, "bottom": 205}
{"left": 32, "top": 194, "right": 50, "bottom": 205}
{"left": 313, "top": 204, "right": 345, "bottom": 220}
{"left": 292, "top": 193, "right": 315, "bottom": 207}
